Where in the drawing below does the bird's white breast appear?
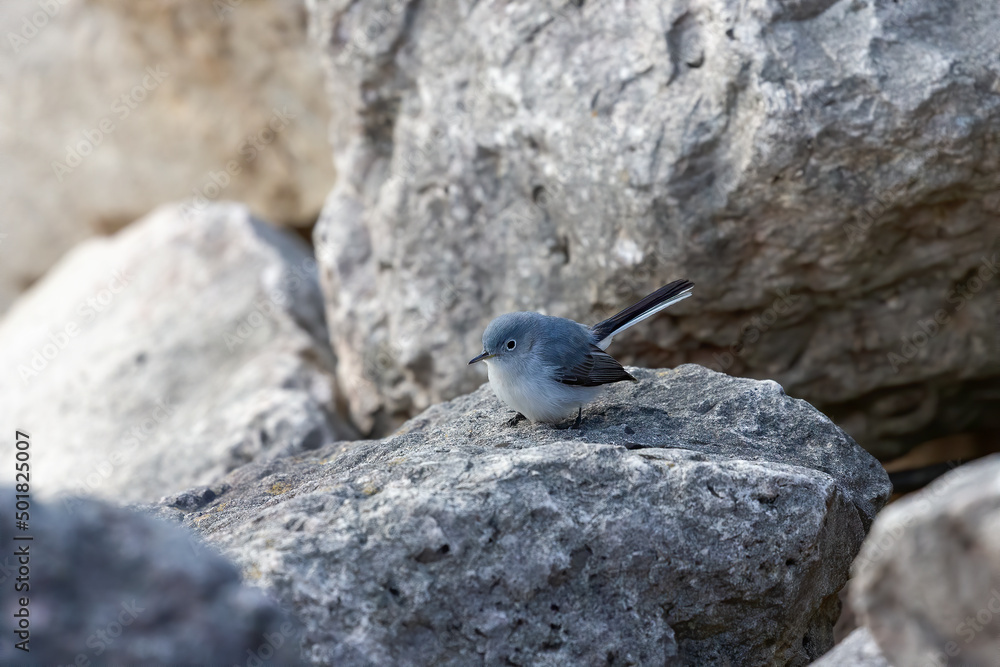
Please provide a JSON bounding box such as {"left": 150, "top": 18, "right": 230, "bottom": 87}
{"left": 485, "top": 357, "right": 602, "bottom": 423}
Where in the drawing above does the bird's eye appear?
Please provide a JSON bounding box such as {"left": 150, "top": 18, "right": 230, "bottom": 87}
{"left": 506, "top": 340, "right": 516, "bottom": 350}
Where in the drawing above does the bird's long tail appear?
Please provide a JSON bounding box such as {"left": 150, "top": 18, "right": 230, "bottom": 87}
{"left": 591, "top": 279, "right": 694, "bottom": 350}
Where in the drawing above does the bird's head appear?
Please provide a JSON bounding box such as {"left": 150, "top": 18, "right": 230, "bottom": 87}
{"left": 468, "top": 313, "right": 537, "bottom": 366}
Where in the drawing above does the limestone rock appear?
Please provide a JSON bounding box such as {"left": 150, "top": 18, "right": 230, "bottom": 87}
{"left": 163, "top": 365, "right": 891, "bottom": 665}
{"left": 311, "top": 0, "right": 1000, "bottom": 453}
{"left": 852, "top": 454, "right": 1000, "bottom": 667}
{"left": 810, "top": 628, "right": 891, "bottom": 667}
{"left": 0, "top": 203, "right": 355, "bottom": 504}
{"left": 0, "top": 0, "right": 335, "bottom": 314}
{"left": 0, "top": 489, "right": 299, "bottom": 666}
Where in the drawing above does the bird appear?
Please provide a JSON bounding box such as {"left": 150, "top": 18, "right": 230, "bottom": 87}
{"left": 468, "top": 279, "right": 694, "bottom": 427}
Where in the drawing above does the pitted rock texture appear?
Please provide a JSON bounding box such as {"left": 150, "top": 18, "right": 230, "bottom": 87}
{"left": 0, "top": 203, "right": 356, "bottom": 504}
{"left": 311, "top": 0, "right": 1000, "bottom": 455}
{"left": 162, "top": 365, "right": 891, "bottom": 666}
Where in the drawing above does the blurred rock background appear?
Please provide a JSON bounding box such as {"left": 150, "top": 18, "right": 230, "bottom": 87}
{"left": 0, "top": 0, "right": 334, "bottom": 313}
{"left": 0, "top": 203, "right": 357, "bottom": 504}
{"left": 0, "top": 489, "right": 301, "bottom": 666}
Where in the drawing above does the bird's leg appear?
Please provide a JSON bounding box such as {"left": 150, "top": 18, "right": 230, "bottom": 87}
{"left": 505, "top": 412, "right": 527, "bottom": 427}
{"left": 553, "top": 407, "right": 584, "bottom": 430}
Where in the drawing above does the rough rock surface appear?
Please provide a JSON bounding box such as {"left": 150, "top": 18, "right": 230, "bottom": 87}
{"left": 810, "top": 627, "right": 891, "bottom": 667}
{"left": 0, "top": 203, "right": 355, "bottom": 504}
{"left": 0, "top": 489, "right": 299, "bottom": 666}
{"left": 852, "top": 454, "right": 1000, "bottom": 667}
{"left": 161, "top": 365, "right": 891, "bottom": 665}
{"left": 0, "top": 0, "right": 335, "bottom": 314}
{"left": 311, "top": 0, "right": 1000, "bottom": 452}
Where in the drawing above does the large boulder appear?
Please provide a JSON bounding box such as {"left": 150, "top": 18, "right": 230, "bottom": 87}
{"left": 0, "top": 0, "right": 335, "bottom": 314}
{"left": 851, "top": 454, "right": 1000, "bottom": 667}
{"left": 161, "top": 365, "right": 891, "bottom": 665}
{"left": 311, "top": 0, "right": 1000, "bottom": 452}
{"left": 0, "top": 203, "right": 355, "bottom": 504}
{"left": 0, "top": 489, "right": 299, "bottom": 666}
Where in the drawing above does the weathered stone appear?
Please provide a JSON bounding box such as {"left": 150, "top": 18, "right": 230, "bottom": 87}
{"left": 0, "top": 490, "right": 300, "bottom": 666}
{"left": 810, "top": 627, "right": 891, "bottom": 667}
{"left": 311, "top": 0, "right": 1000, "bottom": 453}
{"left": 0, "top": 203, "right": 355, "bottom": 504}
{"left": 852, "top": 454, "right": 1000, "bottom": 667}
{"left": 163, "top": 365, "right": 890, "bottom": 665}
{"left": 0, "top": 0, "right": 335, "bottom": 314}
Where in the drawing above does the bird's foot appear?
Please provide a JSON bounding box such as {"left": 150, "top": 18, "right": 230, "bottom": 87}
{"left": 505, "top": 412, "right": 527, "bottom": 427}
{"left": 553, "top": 407, "right": 583, "bottom": 430}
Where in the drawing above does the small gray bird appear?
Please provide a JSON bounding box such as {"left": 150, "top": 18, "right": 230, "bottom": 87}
{"left": 469, "top": 279, "right": 694, "bottom": 426}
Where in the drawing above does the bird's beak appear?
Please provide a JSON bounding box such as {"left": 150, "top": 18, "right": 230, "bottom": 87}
{"left": 468, "top": 350, "right": 492, "bottom": 365}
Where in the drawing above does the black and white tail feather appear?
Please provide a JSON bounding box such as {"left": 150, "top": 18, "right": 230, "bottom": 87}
{"left": 590, "top": 279, "right": 694, "bottom": 351}
{"left": 554, "top": 279, "right": 694, "bottom": 390}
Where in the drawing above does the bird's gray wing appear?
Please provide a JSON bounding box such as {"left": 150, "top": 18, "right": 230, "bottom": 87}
{"left": 554, "top": 343, "right": 637, "bottom": 387}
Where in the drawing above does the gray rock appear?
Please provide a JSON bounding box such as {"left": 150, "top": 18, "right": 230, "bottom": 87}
{"left": 851, "top": 454, "right": 1000, "bottom": 667}
{"left": 311, "top": 0, "right": 1000, "bottom": 454}
{"left": 0, "top": 489, "right": 301, "bottom": 666}
{"left": 0, "top": 0, "right": 335, "bottom": 314}
{"left": 0, "top": 203, "right": 356, "bottom": 504}
{"left": 164, "top": 365, "right": 891, "bottom": 665}
{"left": 810, "top": 627, "right": 892, "bottom": 667}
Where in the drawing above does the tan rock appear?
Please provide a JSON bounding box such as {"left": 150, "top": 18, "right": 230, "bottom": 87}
{"left": 0, "top": 0, "right": 335, "bottom": 313}
{"left": 852, "top": 455, "right": 1000, "bottom": 667}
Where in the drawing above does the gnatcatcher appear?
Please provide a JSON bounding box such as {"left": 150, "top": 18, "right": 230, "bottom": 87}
{"left": 469, "top": 279, "right": 694, "bottom": 427}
